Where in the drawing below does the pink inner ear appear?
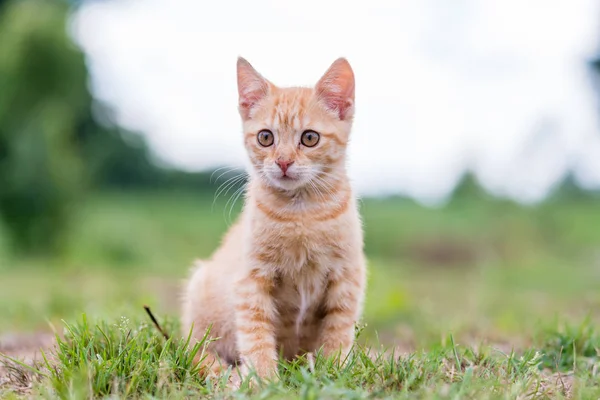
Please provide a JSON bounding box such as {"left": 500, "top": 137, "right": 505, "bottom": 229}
{"left": 237, "top": 58, "right": 270, "bottom": 119}
{"left": 239, "top": 89, "right": 265, "bottom": 112}
{"left": 319, "top": 92, "right": 354, "bottom": 120}
{"left": 238, "top": 81, "right": 268, "bottom": 119}
{"left": 316, "top": 58, "right": 355, "bottom": 120}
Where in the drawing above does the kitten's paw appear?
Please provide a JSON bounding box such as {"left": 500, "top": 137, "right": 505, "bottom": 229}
{"left": 322, "top": 343, "right": 353, "bottom": 366}
{"left": 195, "top": 351, "right": 229, "bottom": 381}
{"left": 307, "top": 352, "right": 315, "bottom": 373}
{"left": 238, "top": 358, "right": 278, "bottom": 386}
{"left": 225, "top": 369, "right": 243, "bottom": 391}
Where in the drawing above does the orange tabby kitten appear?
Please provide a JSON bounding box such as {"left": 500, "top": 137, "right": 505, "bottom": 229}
{"left": 181, "top": 57, "right": 366, "bottom": 379}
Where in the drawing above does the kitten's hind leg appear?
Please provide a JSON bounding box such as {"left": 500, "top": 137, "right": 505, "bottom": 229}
{"left": 182, "top": 260, "right": 237, "bottom": 378}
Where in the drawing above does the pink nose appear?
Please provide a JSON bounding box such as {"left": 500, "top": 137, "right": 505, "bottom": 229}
{"left": 275, "top": 160, "right": 294, "bottom": 174}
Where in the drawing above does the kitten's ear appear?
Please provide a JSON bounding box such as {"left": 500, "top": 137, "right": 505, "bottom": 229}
{"left": 237, "top": 57, "right": 271, "bottom": 120}
{"left": 315, "top": 58, "right": 355, "bottom": 120}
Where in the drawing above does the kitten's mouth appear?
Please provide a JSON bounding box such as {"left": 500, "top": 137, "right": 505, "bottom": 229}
{"left": 268, "top": 173, "right": 304, "bottom": 190}
{"left": 276, "top": 171, "right": 299, "bottom": 181}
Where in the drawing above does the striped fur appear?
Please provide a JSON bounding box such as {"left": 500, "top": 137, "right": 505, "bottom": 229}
{"left": 181, "top": 57, "right": 366, "bottom": 379}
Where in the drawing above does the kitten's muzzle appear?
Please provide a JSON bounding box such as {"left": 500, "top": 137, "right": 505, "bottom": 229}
{"left": 275, "top": 160, "right": 294, "bottom": 175}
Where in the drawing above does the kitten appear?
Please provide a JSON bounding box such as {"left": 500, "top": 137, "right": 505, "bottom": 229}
{"left": 181, "top": 57, "right": 367, "bottom": 379}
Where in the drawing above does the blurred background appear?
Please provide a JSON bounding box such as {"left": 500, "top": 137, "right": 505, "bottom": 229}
{"left": 1, "top": 0, "right": 600, "bottom": 349}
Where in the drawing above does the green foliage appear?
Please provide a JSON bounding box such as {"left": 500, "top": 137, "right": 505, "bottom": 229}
{"left": 43, "top": 315, "right": 209, "bottom": 398}
{"left": 449, "top": 172, "right": 493, "bottom": 202}
{"left": 3, "top": 315, "right": 592, "bottom": 399}
{"left": 0, "top": 0, "right": 87, "bottom": 255}
{"left": 76, "top": 106, "right": 218, "bottom": 192}
{"left": 1, "top": 195, "right": 600, "bottom": 397}
{"left": 537, "top": 320, "right": 600, "bottom": 372}
{"left": 0, "top": 0, "right": 215, "bottom": 255}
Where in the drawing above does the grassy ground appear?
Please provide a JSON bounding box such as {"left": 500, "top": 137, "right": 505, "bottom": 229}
{"left": 2, "top": 316, "right": 599, "bottom": 399}
{"left": 1, "top": 191, "right": 600, "bottom": 398}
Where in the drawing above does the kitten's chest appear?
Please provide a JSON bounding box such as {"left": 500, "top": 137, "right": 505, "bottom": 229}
{"left": 258, "top": 219, "right": 346, "bottom": 272}
{"left": 267, "top": 223, "right": 336, "bottom": 328}
{"left": 274, "top": 269, "right": 328, "bottom": 328}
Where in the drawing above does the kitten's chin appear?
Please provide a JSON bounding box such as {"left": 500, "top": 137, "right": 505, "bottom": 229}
{"left": 266, "top": 176, "right": 307, "bottom": 192}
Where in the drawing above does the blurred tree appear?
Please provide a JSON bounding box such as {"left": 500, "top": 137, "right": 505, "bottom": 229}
{"left": 592, "top": 56, "right": 600, "bottom": 75}
{"left": 549, "top": 173, "right": 597, "bottom": 202}
{"left": 591, "top": 55, "right": 600, "bottom": 113}
{"left": 0, "top": 0, "right": 88, "bottom": 255}
{"left": 0, "top": 0, "right": 229, "bottom": 257}
{"left": 450, "top": 171, "right": 492, "bottom": 202}
{"left": 77, "top": 104, "right": 218, "bottom": 191}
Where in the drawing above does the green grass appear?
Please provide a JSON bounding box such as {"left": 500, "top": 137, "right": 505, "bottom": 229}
{"left": 2, "top": 315, "right": 599, "bottom": 398}
{"left": 1, "top": 191, "right": 600, "bottom": 397}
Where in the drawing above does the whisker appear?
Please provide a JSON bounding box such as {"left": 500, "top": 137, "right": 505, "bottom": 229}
{"left": 210, "top": 166, "right": 242, "bottom": 183}
{"left": 222, "top": 174, "right": 247, "bottom": 198}
{"left": 213, "top": 175, "right": 244, "bottom": 203}
{"left": 311, "top": 181, "right": 327, "bottom": 203}
{"left": 310, "top": 175, "right": 342, "bottom": 203}
{"left": 212, "top": 173, "right": 247, "bottom": 211}
{"left": 224, "top": 183, "right": 247, "bottom": 225}
{"left": 214, "top": 170, "right": 247, "bottom": 194}
{"left": 214, "top": 168, "right": 243, "bottom": 185}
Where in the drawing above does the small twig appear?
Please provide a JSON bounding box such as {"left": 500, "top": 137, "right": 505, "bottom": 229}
{"left": 143, "top": 305, "right": 170, "bottom": 340}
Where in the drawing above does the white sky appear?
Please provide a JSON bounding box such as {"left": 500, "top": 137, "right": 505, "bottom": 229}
{"left": 72, "top": 0, "right": 600, "bottom": 204}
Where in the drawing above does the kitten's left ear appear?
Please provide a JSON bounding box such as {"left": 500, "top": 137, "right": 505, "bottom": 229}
{"left": 315, "top": 58, "right": 355, "bottom": 120}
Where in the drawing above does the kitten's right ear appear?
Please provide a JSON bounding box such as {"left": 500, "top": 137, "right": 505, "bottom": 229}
{"left": 237, "top": 57, "right": 271, "bottom": 120}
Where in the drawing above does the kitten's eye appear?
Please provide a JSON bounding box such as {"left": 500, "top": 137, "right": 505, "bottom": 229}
{"left": 301, "top": 130, "right": 320, "bottom": 147}
{"left": 257, "top": 130, "right": 274, "bottom": 147}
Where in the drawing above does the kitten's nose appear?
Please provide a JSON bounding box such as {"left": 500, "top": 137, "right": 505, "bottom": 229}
{"left": 275, "top": 160, "right": 294, "bottom": 174}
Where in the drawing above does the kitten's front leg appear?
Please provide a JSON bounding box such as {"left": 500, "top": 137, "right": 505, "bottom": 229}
{"left": 319, "top": 264, "right": 365, "bottom": 361}
{"left": 234, "top": 268, "right": 278, "bottom": 379}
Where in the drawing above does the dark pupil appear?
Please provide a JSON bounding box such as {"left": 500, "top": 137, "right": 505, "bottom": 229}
{"left": 262, "top": 133, "right": 270, "bottom": 141}
{"left": 307, "top": 134, "right": 313, "bottom": 141}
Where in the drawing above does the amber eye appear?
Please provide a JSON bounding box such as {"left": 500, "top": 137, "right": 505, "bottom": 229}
{"left": 257, "top": 130, "right": 274, "bottom": 147}
{"left": 301, "top": 130, "right": 320, "bottom": 147}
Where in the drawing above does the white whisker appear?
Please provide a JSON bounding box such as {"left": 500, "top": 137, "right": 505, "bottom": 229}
{"left": 210, "top": 166, "right": 242, "bottom": 183}
{"left": 212, "top": 173, "right": 247, "bottom": 211}
{"left": 225, "top": 183, "right": 247, "bottom": 225}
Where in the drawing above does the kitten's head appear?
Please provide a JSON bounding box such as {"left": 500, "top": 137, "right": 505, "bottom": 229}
{"left": 237, "top": 57, "right": 355, "bottom": 193}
